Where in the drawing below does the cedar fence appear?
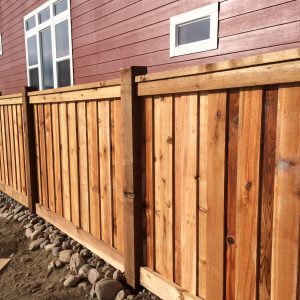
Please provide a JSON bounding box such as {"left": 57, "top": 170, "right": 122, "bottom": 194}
{"left": 0, "top": 48, "right": 299, "bottom": 300}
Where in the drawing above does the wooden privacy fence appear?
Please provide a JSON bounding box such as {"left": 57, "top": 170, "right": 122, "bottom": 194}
{"left": 0, "top": 48, "right": 299, "bottom": 300}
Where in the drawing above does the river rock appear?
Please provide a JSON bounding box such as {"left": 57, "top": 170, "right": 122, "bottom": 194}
{"left": 113, "top": 270, "right": 123, "bottom": 281}
{"left": 63, "top": 274, "right": 81, "bottom": 287}
{"left": 52, "top": 246, "right": 63, "bottom": 257}
{"left": 45, "top": 243, "right": 56, "bottom": 252}
{"left": 29, "top": 238, "right": 46, "bottom": 251}
{"left": 25, "top": 228, "right": 33, "bottom": 238}
{"left": 59, "top": 249, "right": 75, "bottom": 263}
{"left": 94, "top": 279, "right": 123, "bottom": 300}
{"left": 88, "top": 268, "right": 103, "bottom": 284}
{"left": 30, "top": 228, "right": 44, "bottom": 240}
{"left": 78, "top": 264, "right": 92, "bottom": 277}
{"left": 105, "top": 270, "right": 114, "bottom": 279}
{"left": 114, "top": 290, "right": 127, "bottom": 300}
{"left": 40, "top": 239, "right": 50, "bottom": 249}
{"left": 69, "top": 253, "right": 86, "bottom": 273}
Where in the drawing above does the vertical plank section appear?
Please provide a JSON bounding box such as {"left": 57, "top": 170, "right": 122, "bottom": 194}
{"left": 198, "top": 93, "right": 208, "bottom": 299}
{"left": 17, "top": 106, "right": 27, "bottom": 195}
{"left": 271, "top": 84, "right": 300, "bottom": 300}
{"left": 22, "top": 87, "right": 38, "bottom": 211}
{"left": 87, "top": 101, "right": 100, "bottom": 238}
{"left": 154, "top": 95, "right": 173, "bottom": 281}
{"left": 144, "top": 97, "right": 154, "bottom": 268}
{"left": 111, "top": 99, "right": 124, "bottom": 253}
{"left": 0, "top": 107, "right": 4, "bottom": 183}
{"left": 59, "top": 103, "right": 71, "bottom": 221}
{"left": 38, "top": 105, "right": 48, "bottom": 208}
{"left": 51, "top": 104, "right": 63, "bottom": 215}
{"left": 198, "top": 91, "right": 227, "bottom": 300}
{"left": 33, "top": 106, "right": 41, "bottom": 202}
{"left": 12, "top": 106, "right": 20, "bottom": 192}
{"left": 44, "top": 104, "right": 55, "bottom": 211}
{"left": 0, "top": 107, "right": 8, "bottom": 185}
{"left": 121, "top": 67, "right": 147, "bottom": 288}
{"left": 98, "top": 100, "right": 112, "bottom": 244}
{"left": 4, "top": 106, "right": 12, "bottom": 187}
{"left": 77, "top": 102, "right": 90, "bottom": 232}
{"left": 8, "top": 106, "right": 16, "bottom": 190}
{"left": 68, "top": 103, "right": 80, "bottom": 226}
{"left": 259, "top": 87, "right": 278, "bottom": 300}
{"left": 235, "top": 88, "right": 263, "bottom": 300}
{"left": 225, "top": 90, "right": 240, "bottom": 300}
{"left": 174, "top": 93, "right": 198, "bottom": 294}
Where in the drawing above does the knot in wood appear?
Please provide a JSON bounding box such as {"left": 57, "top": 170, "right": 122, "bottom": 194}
{"left": 227, "top": 236, "right": 235, "bottom": 245}
{"left": 124, "top": 192, "right": 135, "bottom": 199}
{"left": 216, "top": 111, "right": 222, "bottom": 118}
{"left": 246, "top": 181, "right": 252, "bottom": 191}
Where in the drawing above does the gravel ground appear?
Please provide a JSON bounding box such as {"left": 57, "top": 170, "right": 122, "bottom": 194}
{"left": 0, "top": 194, "right": 160, "bottom": 300}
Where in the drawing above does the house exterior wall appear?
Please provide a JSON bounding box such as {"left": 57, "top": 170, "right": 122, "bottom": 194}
{"left": 0, "top": 0, "right": 300, "bottom": 95}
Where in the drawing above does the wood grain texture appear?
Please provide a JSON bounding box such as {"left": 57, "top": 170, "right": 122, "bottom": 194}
{"left": 0, "top": 107, "right": 8, "bottom": 185}
{"left": 271, "top": 84, "right": 300, "bottom": 300}
{"left": 174, "top": 93, "right": 198, "bottom": 294}
{"left": 38, "top": 105, "right": 48, "bottom": 208}
{"left": 259, "top": 87, "right": 278, "bottom": 300}
{"left": 77, "top": 101, "right": 90, "bottom": 232}
{"left": 235, "top": 88, "right": 263, "bottom": 300}
{"left": 51, "top": 104, "right": 62, "bottom": 215}
{"left": 59, "top": 103, "right": 71, "bottom": 221}
{"left": 44, "top": 104, "right": 55, "bottom": 211}
{"left": 8, "top": 105, "right": 16, "bottom": 190}
{"left": 87, "top": 101, "right": 100, "bottom": 238}
{"left": 0, "top": 107, "right": 4, "bottom": 183}
{"left": 33, "top": 105, "right": 41, "bottom": 203}
{"left": 12, "top": 106, "right": 20, "bottom": 192}
{"left": 68, "top": 102, "right": 80, "bottom": 226}
{"left": 154, "top": 95, "right": 173, "bottom": 281}
{"left": 17, "top": 105, "right": 26, "bottom": 195}
{"left": 110, "top": 99, "right": 124, "bottom": 253}
{"left": 98, "top": 100, "right": 112, "bottom": 244}
{"left": 144, "top": 96, "right": 154, "bottom": 268}
{"left": 225, "top": 90, "right": 240, "bottom": 300}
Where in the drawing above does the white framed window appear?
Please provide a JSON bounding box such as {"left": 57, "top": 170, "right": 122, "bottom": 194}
{"left": 0, "top": 34, "right": 3, "bottom": 55}
{"left": 170, "top": 3, "right": 219, "bottom": 57}
{"left": 24, "top": 0, "right": 73, "bottom": 90}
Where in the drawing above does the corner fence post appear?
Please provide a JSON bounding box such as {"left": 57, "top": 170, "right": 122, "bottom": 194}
{"left": 121, "top": 66, "right": 147, "bottom": 289}
{"left": 21, "top": 86, "right": 38, "bottom": 213}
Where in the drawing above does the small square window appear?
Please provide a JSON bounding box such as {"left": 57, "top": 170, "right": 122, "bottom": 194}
{"left": 38, "top": 8, "right": 50, "bottom": 24}
{"left": 26, "top": 16, "right": 36, "bottom": 31}
{"left": 54, "top": 0, "right": 68, "bottom": 15}
{"left": 170, "top": 3, "right": 219, "bottom": 57}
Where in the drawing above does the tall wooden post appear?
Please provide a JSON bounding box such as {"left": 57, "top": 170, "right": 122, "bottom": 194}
{"left": 21, "top": 86, "right": 38, "bottom": 213}
{"left": 121, "top": 66, "right": 147, "bottom": 289}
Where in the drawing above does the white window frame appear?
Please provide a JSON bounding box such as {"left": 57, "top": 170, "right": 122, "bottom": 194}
{"left": 170, "top": 3, "right": 219, "bottom": 57}
{"left": 24, "top": 0, "right": 73, "bottom": 90}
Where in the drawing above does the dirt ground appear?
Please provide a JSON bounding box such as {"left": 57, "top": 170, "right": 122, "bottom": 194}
{"left": 0, "top": 218, "right": 88, "bottom": 300}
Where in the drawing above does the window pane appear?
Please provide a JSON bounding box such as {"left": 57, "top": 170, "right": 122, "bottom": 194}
{"left": 40, "top": 27, "right": 54, "bottom": 89}
{"left": 177, "top": 17, "right": 210, "bottom": 46}
{"left": 26, "top": 17, "right": 36, "bottom": 31}
{"left": 29, "top": 68, "right": 39, "bottom": 89}
{"left": 57, "top": 59, "right": 71, "bottom": 87}
{"left": 27, "top": 36, "right": 38, "bottom": 66}
{"left": 55, "top": 20, "right": 69, "bottom": 58}
{"left": 54, "top": 0, "right": 68, "bottom": 15}
{"left": 39, "top": 8, "right": 50, "bottom": 24}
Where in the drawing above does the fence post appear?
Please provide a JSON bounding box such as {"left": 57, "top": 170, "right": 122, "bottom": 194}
{"left": 121, "top": 66, "right": 147, "bottom": 289}
{"left": 21, "top": 86, "right": 38, "bottom": 213}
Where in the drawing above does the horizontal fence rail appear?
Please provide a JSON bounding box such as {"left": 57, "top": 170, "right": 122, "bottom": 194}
{"left": 0, "top": 48, "right": 299, "bottom": 300}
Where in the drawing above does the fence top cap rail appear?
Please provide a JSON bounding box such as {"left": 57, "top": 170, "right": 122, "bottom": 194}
{"left": 0, "top": 93, "right": 22, "bottom": 101}
{"left": 28, "top": 78, "right": 121, "bottom": 97}
{"left": 135, "top": 48, "right": 300, "bottom": 83}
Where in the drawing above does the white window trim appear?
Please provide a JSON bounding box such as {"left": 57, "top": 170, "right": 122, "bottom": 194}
{"left": 24, "top": 0, "right": 73, "bottom": 90}
{"left": 170, "top": 3, "right": 219, "bottom": 57}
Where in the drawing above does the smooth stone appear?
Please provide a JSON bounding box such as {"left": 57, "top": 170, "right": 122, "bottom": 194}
{"left": 40, "top": 239, "right": 50, "bottom": 249}
{"left": 30, "top": 228, "right": 43, "bottom": 240}
{"left": 48, "top": 260, "right": 55, "bottom": 271}
{"left": 80, "top": 248, "right": 92, "bottom": 259}
{"left": 78, "top": 264, "right": 92, "bottom": 277}
{"left": 88, "top": 268, "right": 103, "bottom": 284}
{"left": 113, "top": 270, "right": 123, "bottom": 281}
{"left": 62, "top": 240, "right": 71, "bottom": 250}
{"left": 78, "top": 281, "right": 89, "bottom": 291}
{"left": 13, "top": 205, "right": 23, "bottom": 214}
{"left": 52, "top": 246, "right": 63, "bottom": 257}
{"left": 59, "top": 249, "right": 75, "bottom": 263}
{"left": 25, "top": 228, "right": 33, "bottom": 238}
{"left": 105, "top": 270, "right": 114, "bottom": 279}
{"left": 54, "top": 259, "right": 63, "bottom": 268}
{"left": 114, "top": 290, "right": 126, "bottom": 300}
{"left": 95, "top": 279, "right": 123, "bottom": 300}
{"left": 63, "top": 274, "right": 81, "bottom": 287}
{"left": 69, "top": 253, "right": 86, "bottom": 273}
{"left": 29, "top": 238, "right": 46, "bottom": 250}
{"left": 45, "top": 243, "right": 56, "bottom": 252}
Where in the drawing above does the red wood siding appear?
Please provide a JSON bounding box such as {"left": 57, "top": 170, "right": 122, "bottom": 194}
{"left": 0, "top": 0, "right": 300, "bottom": 94}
